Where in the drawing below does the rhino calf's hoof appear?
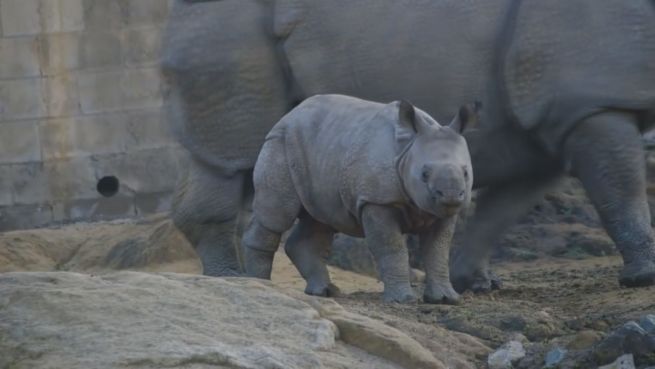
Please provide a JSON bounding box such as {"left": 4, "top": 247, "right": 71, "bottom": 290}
{"left": 452, "top": 270, "right": 503, "bottom": 294}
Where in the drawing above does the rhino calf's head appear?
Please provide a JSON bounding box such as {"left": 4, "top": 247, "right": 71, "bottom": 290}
{"left": 395, "top": 101, "right": 479, "bottom": 217}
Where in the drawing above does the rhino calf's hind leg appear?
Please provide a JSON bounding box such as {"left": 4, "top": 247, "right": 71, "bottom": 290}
{"left": 564, "top": 111, "right": 655, "bottom": 287}
{"left": 171, "top": 157, "right": 245, "bottom": 276}
{"left": 242, "top": 219, "right": 282, "bottom": 280}
{"left": 285, "top": 216, "right": 339, "bottom": 297}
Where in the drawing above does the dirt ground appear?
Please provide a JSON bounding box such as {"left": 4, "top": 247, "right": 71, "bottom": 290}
{"left": 0, "top": 214, "right": 653, "bottom": 368}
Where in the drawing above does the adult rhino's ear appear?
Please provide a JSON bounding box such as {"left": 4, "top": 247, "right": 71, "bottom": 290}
{"left": 449, "top": 101, "right": 482, "bottom": 133}
{"left": 395, "top": 100, "right": 417, "bottom": 153}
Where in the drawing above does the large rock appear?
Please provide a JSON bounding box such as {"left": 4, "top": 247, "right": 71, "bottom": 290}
{"left": 0, "top": 273, "right": 353, "bottom": 368}
{"left": 0, "top": 271, "right": 450, "bottom": 369}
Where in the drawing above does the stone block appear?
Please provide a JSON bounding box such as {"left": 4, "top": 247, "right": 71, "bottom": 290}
{"left": 0, "top": 165, "right": 14, "bottom": 206}
{"left": 77, "top": 69, "right": 162, "bottom": 114}
{"left": 90, "top": 147, "right": 180, "bottom": 194}
{"left": 39, "top": 118, "right": 75, "bottom": 159}
{"left": 0, "top": 120, "right": 41, "bottom": 163}
{"left": 0, "top": 0, "right": 84, "bottom": 36}
{"left": 0, "top": 79, "right": 46, "bottom": 120}
{"left": 135, "top": 191, "right": 172, "bottom": 215}
{"left": 41, "top": 75, "right": 80, "bottom": 117}
{"left": 79, "top": 31, "right": 122, "bottom": 69}
{"left": 77, "top": 70, "right": 123, "bottom": 113}
{"left": 6, "top": 162, "right": 50, "bottom": 205}
{"left": 121, "top": 68, "right": 162, "bottom": 110}
{"left": 66, "top": 194, "right": 135, "bottom": 222}
{"left": 125, "top": 109, "right": 175, "bottom": 148}
{"left": 0, "top": 203, "right": 53, "bottom": 231}
{"left": 72, "top": 113, "right": 131, "bottom": 155}
{"left": 81, "top": 0, "right": 124, "bottom": 30}
{"left": 0, "top": 0, "right": 40, "bottom": 36}
{"left": 0, "top": 37, "right": 41, "bottom": 78}
{"left": 121, "top": 0, "right": 169, "bottom": 26}
{"left": 42, "top": 156, "right": 99, "bottom": 201}
{"left": 122, "top": 27, "right": 163, "bottom": 67}
{"left": 40, "top": 0, "right": 85, "bottom": 33}
{"left": 40, "top": 32, "right": 81, "bottom": 75}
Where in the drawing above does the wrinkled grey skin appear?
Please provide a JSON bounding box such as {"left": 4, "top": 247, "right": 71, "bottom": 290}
{"left": 243, "top": 94, "right": 474, "bottom": 304}
{"left": 161, "top": 0, "right": 655, "bottom": 290}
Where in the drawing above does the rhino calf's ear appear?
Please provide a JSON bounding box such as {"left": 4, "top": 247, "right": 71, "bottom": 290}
{"left": 394, "top": 100, "right": 418, "bottom": 153}
{"left": 398, "top": 100, "right": 417, "bottom": 132}
{"left": 449, "top": 102, "right": 482, "bottom": 133}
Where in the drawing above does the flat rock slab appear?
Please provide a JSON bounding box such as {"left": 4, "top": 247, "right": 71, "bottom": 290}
{"left": 0, "top": 272, "right": 406, "bottom": 369}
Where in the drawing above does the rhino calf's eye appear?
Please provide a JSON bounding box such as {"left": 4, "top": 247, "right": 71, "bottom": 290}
{"left": 421, "top": 169, "right": 430, "bottom": 182}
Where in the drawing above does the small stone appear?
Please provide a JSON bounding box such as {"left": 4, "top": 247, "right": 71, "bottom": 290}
{"left": 567, "top": 330, "right": 603, "bottom": 350}
{"left": 597, "top": 354, "right": 636, "bottom": 369}
{"left": 544, "top": 347, "right": 567, "bottom": 368}
{"left": 639, "top": 314, "right": 655, "bottom": 334}
{"left": 622, "top": 321, "right": 647, "bottom": 335}
{"left": 593, "top": 321, "right": 655, "bottom": 365}
{"left": 487, "top": 341, "right": 526, "bottom": 369}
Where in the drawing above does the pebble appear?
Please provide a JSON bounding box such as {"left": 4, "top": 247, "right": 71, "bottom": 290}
{"left": 487, "top": 341, "right": 526, "bottom": 369}
{"left": 544, "top": 347, "right": 567, "bottom": 368}
{"left": 639, "top": 314, "right": 655, "bottom": 334}
{"left": 593, "top": 321, "right": 655, "bottom": 365}
{"left": 567, "top": 330, "right": 603, "bottom": 350}
{"left": 597, "top": 354, "right": 635, "bottom": 369}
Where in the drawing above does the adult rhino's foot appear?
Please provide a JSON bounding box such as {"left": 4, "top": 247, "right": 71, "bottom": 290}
{"left": 451, "top": 267, "right": 502, "bottom": 294}
{"left": 423, "top": 282, "right": 460, "bottom": 305}
{"left": 382, "top": 283, "right": 417, "bottom": 304}
{"left": 619, "top": 259, "right": 655, "bottom": 287}
{"left": 305, "top": 282, "right": 341, "bottom": 297}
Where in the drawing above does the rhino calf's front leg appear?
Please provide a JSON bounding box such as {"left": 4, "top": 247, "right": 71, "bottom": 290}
{"left": 420, "top": 217, "right": 460, "bottom": 304}
{"left": 362, "top": 205, "right": 416, "bottom": 303}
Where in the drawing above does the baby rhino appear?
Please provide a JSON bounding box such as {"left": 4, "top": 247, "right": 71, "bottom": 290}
{"left": 243, "top": 94, "right": 477, "bottom": 304}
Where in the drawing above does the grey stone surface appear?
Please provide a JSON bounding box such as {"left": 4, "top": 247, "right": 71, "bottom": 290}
{"left": 0, "top": 37, "right": 40, "bottom": 78}
{"left": 640, "top": 314, "right": 655, "bottom": 334}
{"left": 79, "top": 31, "right": 122, "bottom": 69}
{"left": 77, "top": 69, "right": 161, "bottom": 114}
{"left": 0, "top": 121, "right": 41, "bottom": 163}
{"left": 40, "top": 33, "right": 81, "bottom": 75}
{"left": 487, "top": 341, "right": 526, "bottom": 369}
{"left": 0, "top": 0, "right": 84, "bottom": 36}
{"left": 122, "top": 27, "right": 163, "bottom": 66}
{"left": 598, "top": 354, "right": 636, "bottom": 369}
{"left": 544, "top": 347, "right": 567, "bottom": 368}
{"left": 0, "top": 203, "right": 54, "bottom": 231}
{"left": 0, "top": 79, "right": 46, "bottom": 120}
{"left": 0, "top": 0, "right": 177, "bottom": 230}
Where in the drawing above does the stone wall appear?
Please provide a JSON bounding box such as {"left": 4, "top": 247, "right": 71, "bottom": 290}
{"left": 0, "top": 0, "right": 183, "bottom": 230}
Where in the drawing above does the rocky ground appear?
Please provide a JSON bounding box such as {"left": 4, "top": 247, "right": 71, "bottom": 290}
{"left": 2, "top": 155, "right": 655, "bottom": 368}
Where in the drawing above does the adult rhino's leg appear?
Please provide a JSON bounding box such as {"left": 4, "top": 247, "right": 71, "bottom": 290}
{"left": 563, "top": 111, "right": 655, "bottom": 287}
{"left": 171, "top": 157, "right": 245, "bottom": 276}
{"left": 450, "top": 175, "right": 560, "bottom": 293}
{"left": 452, "top": 128, "right": 560, "bottom": 293}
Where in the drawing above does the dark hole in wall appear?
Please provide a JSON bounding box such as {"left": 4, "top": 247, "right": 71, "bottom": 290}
{"left": 97, "top": 176, "right": 120, "bottom": 197}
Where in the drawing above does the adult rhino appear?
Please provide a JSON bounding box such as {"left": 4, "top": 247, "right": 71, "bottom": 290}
{"left": 161, "top": 0, "right": 655, "bottom": 291}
